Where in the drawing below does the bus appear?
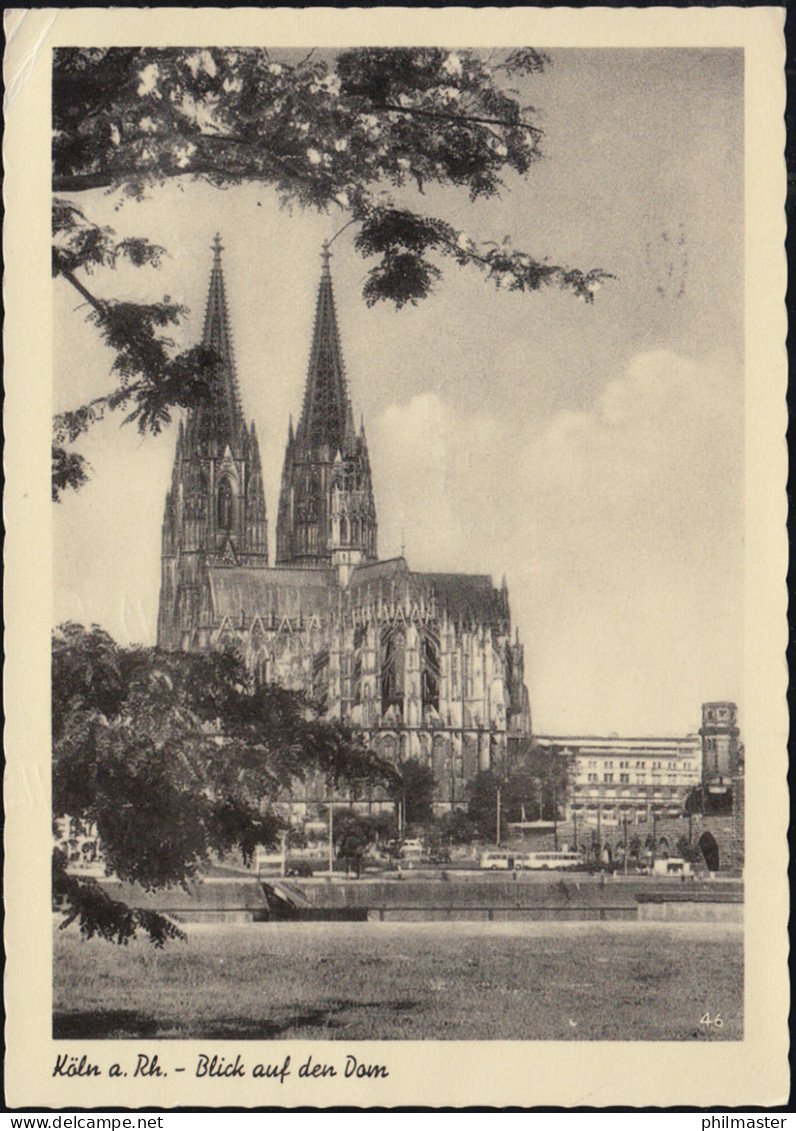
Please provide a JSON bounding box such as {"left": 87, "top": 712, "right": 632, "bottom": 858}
{"left": 519, "top": 851, "right": 583, "bottom": 871}
{"left": 255, "top": 848, "right": 286, "bottom": 875}
{"left": 479, "top": 850, "right": 515, "bottom": 870}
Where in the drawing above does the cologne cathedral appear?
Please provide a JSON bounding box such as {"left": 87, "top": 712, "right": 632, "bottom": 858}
{"left": 157, "top": 237, "right": 531, "bottom": 808}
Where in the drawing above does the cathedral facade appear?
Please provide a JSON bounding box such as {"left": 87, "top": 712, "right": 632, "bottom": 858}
{"left": 157, "top": 237, "right": 531, "bottom": 809}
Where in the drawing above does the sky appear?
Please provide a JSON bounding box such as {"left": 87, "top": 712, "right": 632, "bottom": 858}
{"left": 53, "top": 48, "right": 744, "bottom": 737}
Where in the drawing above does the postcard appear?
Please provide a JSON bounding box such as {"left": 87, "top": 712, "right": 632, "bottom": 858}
{"left": 3, "top": 5, "right": 788, "bottom": 1108}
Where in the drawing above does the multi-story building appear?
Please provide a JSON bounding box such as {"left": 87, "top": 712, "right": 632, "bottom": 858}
{"left": 534, "top": 733, "right": 702, "bottom": 829}
{"left": 157, "top": 236, "right": 531, "bottom": 808}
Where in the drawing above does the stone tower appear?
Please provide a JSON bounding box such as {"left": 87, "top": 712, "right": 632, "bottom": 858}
{"left": 699, "top": 701, "right": 740, "bottom": 785}
{"left": 157, "top": 235, "right": 269, "bottom": 649}
{"left": 275, "top": 243, "right": 377, "bottom": 583}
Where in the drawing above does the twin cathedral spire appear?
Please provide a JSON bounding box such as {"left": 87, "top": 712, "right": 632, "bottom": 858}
{"left": 156, "top": 235, "right": 532, "bottom": 766}
{"left": 158, "top": 236, "right": 377, "bottom": 646}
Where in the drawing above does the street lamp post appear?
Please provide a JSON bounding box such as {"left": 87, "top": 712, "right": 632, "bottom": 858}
{"left": 328, "top": 800, "right": 335, "bottom": 877}
{"left": 652, "top": 809, "right": 657, "bottom": 863}
{"left": 553, "top": 780, "right": 559, "bottom": 850}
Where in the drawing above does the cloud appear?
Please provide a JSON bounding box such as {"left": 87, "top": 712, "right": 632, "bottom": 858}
{"left": 527, "top": 349, "right": 740, "bottom": 498}
{"left": 526, "top": 349, "right": 742, "bottom": 568}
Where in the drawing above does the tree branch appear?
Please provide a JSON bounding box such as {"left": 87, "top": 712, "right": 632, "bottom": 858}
{"left": 59, "top": 266, "right": 109, "bottom": 318}
{"left": 374, "top": 102, "right": 541, "bottom": 136}
{"left": 53, "top": 172, "right": 118, "bottom": 193}
{"left": 52, "top": 142, "right": 301, "bottom": 195}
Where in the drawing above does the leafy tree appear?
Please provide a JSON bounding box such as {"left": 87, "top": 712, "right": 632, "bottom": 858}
{"left": 683, "top": 786, "right": 704, "bottom": 815}
{"left": 303, "top": 718, "right": 399, "bottom": 799}
{"left": 437, "top": 808, "right": 477, "bottom": 846}
{"left": 509, "top": 740, "right": 573, "bottom": 821}
{"left": 286, "top": 826, "right": 308, "bottom": 850}
{"left": 391, "top": 757, "right": 436, "bottom": 826}
{"left": 676, "top": 835, "right": 702, "bottom": 865}
{"left": 500, "top": 771, "right": 540, "bottom": 823}
{"left": 465, "top": 745, "right": 573, "bottom": 841}
{"left": 467, "top": 770, "right": 503, "bottom": 841}
{"left": 52, "top": 623, "right": 396, "bottom": 944}
{"left": 334, "top": 813, "right": 378, "bottom": 878}
{"left": 52, "top": 46, "right": 611, "bottom": 496}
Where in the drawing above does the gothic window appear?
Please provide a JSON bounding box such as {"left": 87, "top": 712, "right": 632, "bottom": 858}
{"left": 352, "top": 626, "right": 365, "bottom": 704}
{"left": 306, "top": 472, "right": 320, "bottom": 520}
{"left": 351, "top": 518, "right": 360, "bottom": 544}
{"left": 422, "top": 632, "right": 440, "bottom": 711}
{"left": 381, "top": 626, "right": 406, "bottom": 714}
{"left": 462, "top": 651, "right": 473, "bottom": 698}
{"left": 217, "top": 478, "right": 234, "bottom": 529}
{"left": 339, "top": 650, "right": 352, "bottom": 703}
{"left": 312, "top": 648, "right": 329, "bottom": 711}
{"left": 340, "top": 515, "right": 349, "bottom": 544}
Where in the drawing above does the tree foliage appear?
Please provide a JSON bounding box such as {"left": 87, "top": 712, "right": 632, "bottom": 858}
{"left": 52, "top": 200, "right": 220, "bottom": 499}
{"left": 508, "top": 739, "right": 573, "bottom": 821}
{"left": 391, "top": 757, "right": 436, "bottom": 825}
{"left": 676, "top": 835, "right": 703, "bottom": 865}
{"left": 466, "top": 744, "right": 573, "bottom": 839}
{"left": 52, "top": 46, "right": 611, "bottom": 497}
{"left": 437, "top": 808, "right": 477, "bottom": 846}
{"left": 467, "top": 770, "right": 503, "bottom": 840}
{"left": 333, "top": 812, "right": 380, "bottom": 878}
{"left": 52, "top": 623, "right": 397, "bottom": 943}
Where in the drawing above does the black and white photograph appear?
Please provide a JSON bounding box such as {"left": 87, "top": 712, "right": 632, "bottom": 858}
{"left": 3, "top": 5, "right": 788, "bottom": 1109}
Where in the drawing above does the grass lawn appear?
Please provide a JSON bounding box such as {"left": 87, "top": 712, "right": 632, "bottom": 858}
{"left": 53, "top": 920, "right": 742, "bottom": 1041}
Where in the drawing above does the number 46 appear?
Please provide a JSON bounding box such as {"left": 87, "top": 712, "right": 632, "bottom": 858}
{"left": 700, "top": 1011, "right": 724, "bottom": 1028}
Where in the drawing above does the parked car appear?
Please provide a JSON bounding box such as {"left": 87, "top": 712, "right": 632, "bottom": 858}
{"left": 286, "top": 860, "right": 314, "bottom": 878}
{"left": 651, "top": 857, "right": 692, "bottom": 877}
{"left": 400, "top": 839, "right": 424, "bottom": 861}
